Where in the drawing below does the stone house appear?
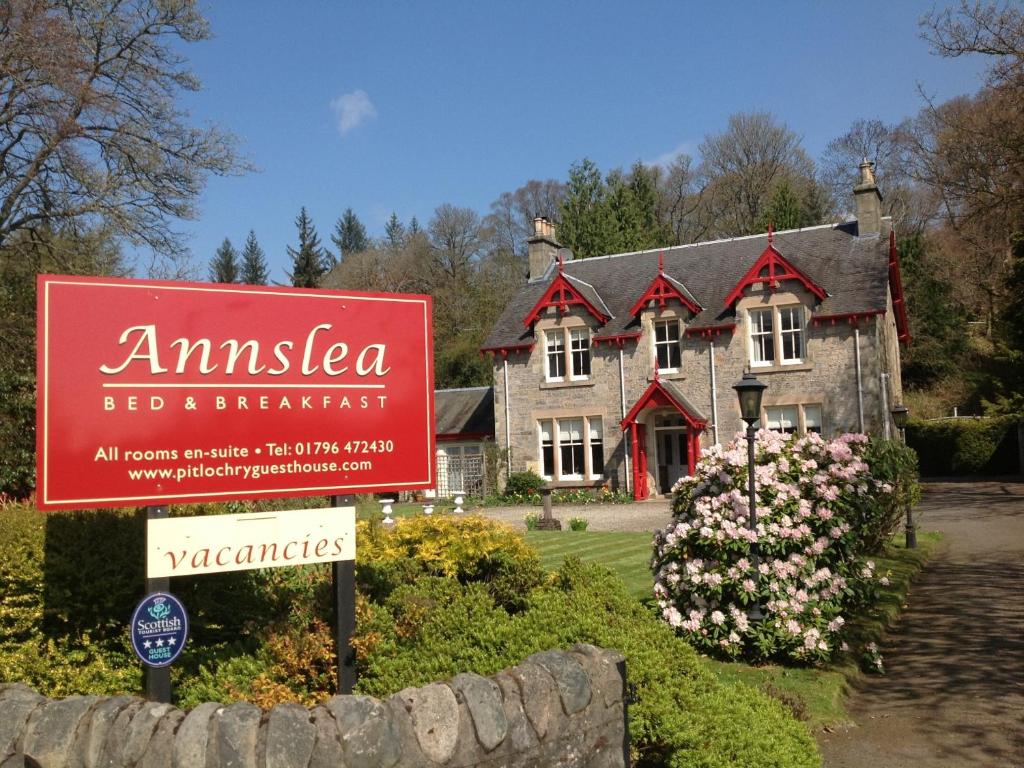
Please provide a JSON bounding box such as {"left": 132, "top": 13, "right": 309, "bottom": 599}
{"left": 481, "top": 163, "right": 909, "bottom": 499}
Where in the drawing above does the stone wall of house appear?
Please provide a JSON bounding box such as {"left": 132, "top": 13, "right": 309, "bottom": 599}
{"left": 495, "top": 290, "right": 899, "bottom": 494}
{"left": 0, "top": 646, "right": 626, "bottom": 768}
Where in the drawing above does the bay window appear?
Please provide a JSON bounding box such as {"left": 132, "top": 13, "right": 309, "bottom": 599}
{"left": 537, "top": 415, "right": 605, "bottom": 481}
{"left": 764, "top": 403, "right": 823, "bottom": 436}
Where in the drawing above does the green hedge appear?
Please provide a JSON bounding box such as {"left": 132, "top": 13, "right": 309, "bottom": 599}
{"left": 906, "top": 416, "right": 1021, "bottom": 476}
{"left": 356, "top": 560, "right": 819, "bottom": 768}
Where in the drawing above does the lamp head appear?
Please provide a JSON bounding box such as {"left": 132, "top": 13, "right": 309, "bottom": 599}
{"left": 733, "top": 372, "right": 767, "bottom": 426}
{"left": 891, "top": 404, "right": 909, "bottom": 430}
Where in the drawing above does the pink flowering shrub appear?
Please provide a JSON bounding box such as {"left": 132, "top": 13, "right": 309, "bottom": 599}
{"left": 652, "top": 429, "right": 892, "bottom": 664}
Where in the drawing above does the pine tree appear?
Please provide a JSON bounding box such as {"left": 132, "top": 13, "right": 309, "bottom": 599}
{"left": 384, "top": 212, "right": 406, "bottom": 250}
{"left": 239, "top": 230, "right": 269, "bottom": 285}
{"left": 408, "top": 216, "right": 421, "bottom": 236}
{"left": 331, "top": 208, "right": 369, "bottom": 262}
{"left": 559, "top": 158, "right": 615, "bottom": 259}
{"left": 756, "top": 182, "right": 806, "bottom": 232}
{"left": 209, "top": 238, "right": 239, "bottom": 283}
{"left": 287, "top": 207, "right": 329, "bottom": 288}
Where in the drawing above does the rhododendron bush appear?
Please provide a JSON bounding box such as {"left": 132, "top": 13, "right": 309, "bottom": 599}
{"left": 652, "top": 430, "right": 895, "bottom": 664}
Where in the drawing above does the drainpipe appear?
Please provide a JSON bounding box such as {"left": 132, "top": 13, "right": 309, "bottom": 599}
{"left": 880, "top": 372, "right": 891, "bottom": 440}
{"left": 620, "top": 346, "right": 631, "bottom": 494}
{"left": 503, "top": 358, "right": 512, "bottom": 475}
{"left": 854, "top": 328, "right": 865, "bottom": 433}
{"left": 709, "top": 340, "right": 720, "bottom": 445}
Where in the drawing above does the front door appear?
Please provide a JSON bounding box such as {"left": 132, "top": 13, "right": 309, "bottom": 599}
{"left": 656, "top": 427, "right": 688, "bottom": 494}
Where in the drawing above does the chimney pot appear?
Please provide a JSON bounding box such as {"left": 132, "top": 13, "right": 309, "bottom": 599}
{"left": 853, "top": 160, "right": 883, "bottom": 236}
{"left": 528, "top": 217, "right": 560, "bottom": 282}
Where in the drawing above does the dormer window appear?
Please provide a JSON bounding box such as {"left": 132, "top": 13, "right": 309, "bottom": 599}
{"left": 749, "top": 306, "right": 804, "bottom": 367}
{"left": 546, "top": 332, "right": 566, "bottom": 380}
{"left": 654, "top": 319, "right": 681, "bottom": 372}
{"left": 544, "top": 326, "right": 590, "bottom": 382}
{"left": 570, "top": 328, "right": 591, "bottom": 379}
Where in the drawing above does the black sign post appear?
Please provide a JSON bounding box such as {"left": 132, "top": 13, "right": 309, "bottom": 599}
{"left": 331, "top": 495, "right": 357, "bottom": 694}
{"left": 144, "top": 504, "right": 172, "bottom": 703}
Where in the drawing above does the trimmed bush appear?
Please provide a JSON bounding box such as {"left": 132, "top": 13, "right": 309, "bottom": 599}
{"left": 503, "top": 470, "right": 546, "bottom": 498}
{"left": 653, "top": 430, "right": 890, "bottom": 664}
{"left": 906, "top": 415, "right": 1020, "bottom": 476}
{"left": 356, "top": 514, "right": 544, "bottom": 609}
{"left": 355, "top": 559, "right": 820, "bottom": 768}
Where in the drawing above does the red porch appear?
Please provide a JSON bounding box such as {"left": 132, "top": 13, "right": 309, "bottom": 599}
{"left": 620, "top": 378, "right": 707, "bottom": 500}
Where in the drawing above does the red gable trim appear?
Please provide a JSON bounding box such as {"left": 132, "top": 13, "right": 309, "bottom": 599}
{"left": 628, "top": 274, "right": 702, "bottom": 317}
{"left": 480, "top": 343, "right": 534, "bottom": 359}
{"left": 811, "top": 311, "right": 884, "bottom": 327}
{"left": 723, "top": 242, "right": 828, "bottom": 307}
{"left": 592, "top": 332, "right": 641, "bottom": 348}
{"left": 684, "top": 324, "right": 736, "bottom": 339}
{"left": 889, "top": 230, "right": 911, "bottom": 345}
{"left": 522, "top": 273, "right": 609, "bottom": 329}
{"left": 620, "top": 379, "right": 708, "bottom": 432}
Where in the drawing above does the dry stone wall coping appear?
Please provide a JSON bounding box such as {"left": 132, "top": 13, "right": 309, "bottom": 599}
{"left": 0, "top": 645, "right": 626, "bottom": 768}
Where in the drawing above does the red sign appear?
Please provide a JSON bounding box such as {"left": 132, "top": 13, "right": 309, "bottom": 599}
{"left": 37, "top": 276, "right": 434, "bottom": 510}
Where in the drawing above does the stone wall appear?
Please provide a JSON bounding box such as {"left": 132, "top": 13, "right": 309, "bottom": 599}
{"left": 0, "top": 645, "right": 626, "bottom": 768}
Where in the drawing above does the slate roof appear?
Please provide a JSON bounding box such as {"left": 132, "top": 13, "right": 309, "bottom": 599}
{"left": 483, "top": 221, "right": 892, "bottom": 350}
{"left": 659, "top": 379, "right": 708, "bottom": 423}
{"left": 435, "top": 386, "right": 495, "bottom": 437}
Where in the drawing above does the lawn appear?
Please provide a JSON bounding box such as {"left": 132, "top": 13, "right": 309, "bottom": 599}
{"left": 524, "top": 530, "right": 654, "bottom": 600}
{"left": 524, "top": 526, "right": 943, "bottom": 730}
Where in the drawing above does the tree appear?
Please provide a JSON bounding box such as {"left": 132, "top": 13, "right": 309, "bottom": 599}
{"left": 209, "top": 238, "right": 239, "bottom": 283}
{"left": 239, "top": 230, "right": 269, "bottom": 285}
{"left": 818, "top": 118, "right": 929, "bottom": 230}
{"left": 384, "top": 212, "right": 406, "bottom": 250}
{"left": 898, "top": 234, "right": 968, "bottom": 387}
{"left": 332, "top": 208, "right": 369, "bottom": 262}
{"left": 428, "top": 204, "right": 485, "bottom": 280}
{"left": 485, "top": 179, "right": 565, "bottom": 257}
{"left": 0, "top": 0, "right": 245, "bottom": 258}
{"left": 287, "top": 207, "right": 329, "bottom": 288}
{"left": 1, "top": 226, "right": 124, "bottom": 496}
{"left": 558, "top": 159, "right": 615, "bottom": 259}
{"left": 903, "top": 2, "right": 1024, "bottom": 334}
{"left": 698, "top": 112, "right": 824, "bottom": 236}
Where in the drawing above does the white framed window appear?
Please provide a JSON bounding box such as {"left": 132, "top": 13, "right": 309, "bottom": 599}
{"left": 546, "top": 332, "right": 565, "bottom": 381}
{"left": 764, "top": 404, "right": 823, "bottom": 436}
{"left": 748, "top": 305, "right": 805, "bottom": 367}
{"left": 537, "top": 415, "right": 605, "bottom": 481}
{"left": 750, "top": 308, "right": 775, "bottom": 367}
{"left": 570, "top": 328, "right": 591, "bottom": 379}
{"left": 779, "top": 307, "right": 804, "bottom": 363}
{"left": 654, "top": 319, "right": 681, "bottom": 372}
{"left": 539, "top": 420, "right": 555, "bottom": 477}
{"left": 589, "top": 418, "right": 604, "bottom": 478}
{"left": 558, "top": 419, "right": 585, "bottom": 478}
{"left": 544, "top": 326, "right": 591, "bottom": 382}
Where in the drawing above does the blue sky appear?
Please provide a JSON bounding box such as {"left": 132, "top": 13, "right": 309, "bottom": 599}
{"left": 177, "top": 1, "right": 988, "bottom": 282}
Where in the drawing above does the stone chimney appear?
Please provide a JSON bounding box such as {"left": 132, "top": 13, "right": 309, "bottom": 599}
{"left": 528, "top": 217, "right": 560, "bottom": 282}
{"left": 853, "top": 159, "right": 883, "bottom": 236}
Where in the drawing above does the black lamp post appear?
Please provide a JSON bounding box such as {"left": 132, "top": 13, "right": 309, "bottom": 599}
{"left": 890, "top": 404, "right": 915, "bottom": 548}
{"left": 733, "top": 372, "right": 767, "bottom": 621}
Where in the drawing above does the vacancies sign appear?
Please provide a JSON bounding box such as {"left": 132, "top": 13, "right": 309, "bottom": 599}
{"left": 37, "top": 276, "right": 434, "bottom": 510}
